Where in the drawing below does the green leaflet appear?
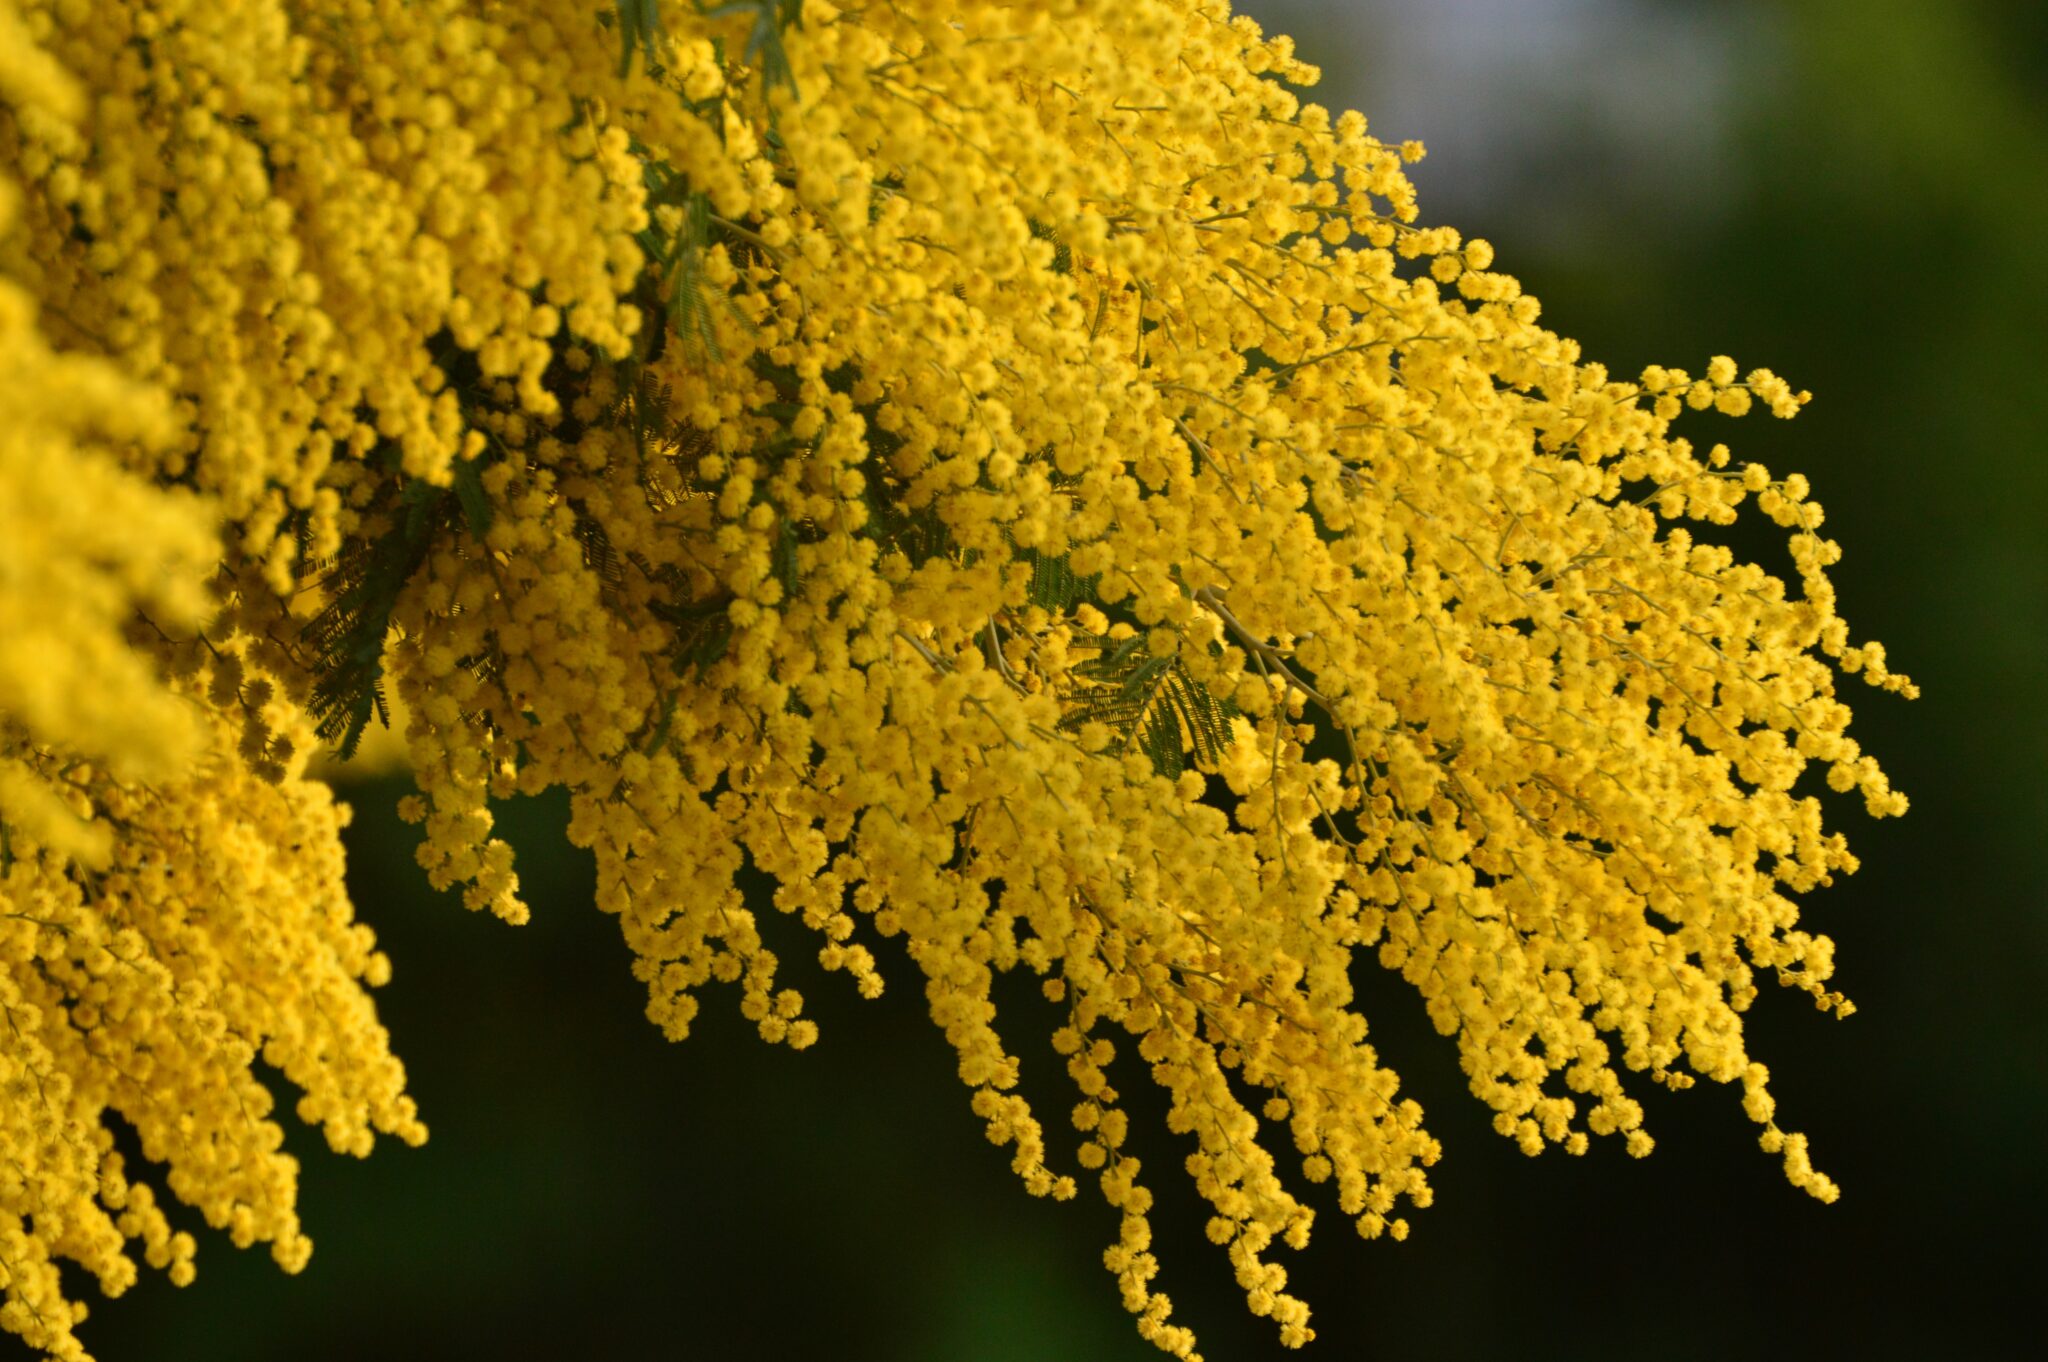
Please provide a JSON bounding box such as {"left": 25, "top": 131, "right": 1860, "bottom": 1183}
{"left": 636, "top": 170, "right": 724, "bottom": 364}
{"left": 610, "top": 0, "right": 665, "bottom": 78}
{"left": 1061, "top": 632, "right": 1238, "bottom": 780}
{"left": 451, "top": 454, "right": 494, "bottom": 539}
{"left": 304, "top": 479, "right": 453, "bottom": 760}
{"left": 649, "top": 593, "right": 734, "bottom": 680}
{"left": 1013, "top": 544, "right": 1096, "bottom": 612}
{"left": 1027, "top": 218, "right": 1074, "bottom": 276}
{"left": 699, "top": 0, "right": 804, "bottom": 95}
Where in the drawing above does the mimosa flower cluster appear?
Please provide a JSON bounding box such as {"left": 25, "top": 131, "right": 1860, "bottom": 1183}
{"left": 0, "top": 1, "right": 1909, "bottom": 1357}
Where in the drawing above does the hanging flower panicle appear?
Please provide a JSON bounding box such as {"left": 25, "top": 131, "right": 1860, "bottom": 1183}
{"left": 0, "top": 2, "right": 1909, "bottom": 1358}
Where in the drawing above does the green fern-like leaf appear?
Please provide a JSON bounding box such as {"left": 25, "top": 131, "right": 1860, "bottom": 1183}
{"left": 649, "top": 593, "right": 735, "bottom": 680}
{"left": 304, "top": 481, "right": 452, "bottom": 758}
{"left": 1059, "top": 633, "right": 1239, "bottom": 779}
{"left": 1013, "top": 545, "right": 1096, "bottom": 612}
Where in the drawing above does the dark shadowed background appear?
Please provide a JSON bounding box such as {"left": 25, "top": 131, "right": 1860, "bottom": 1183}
{"left": 31, "top": 2, "right": 2045, "bottom": 1358}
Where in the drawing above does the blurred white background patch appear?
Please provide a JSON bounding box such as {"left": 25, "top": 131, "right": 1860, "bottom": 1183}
{"left": 1242, "top": 0, "right": 1777, "bottom": 250}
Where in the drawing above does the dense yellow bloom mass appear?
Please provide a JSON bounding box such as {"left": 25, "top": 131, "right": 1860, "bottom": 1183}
{"left": 0, "top": 1, "right": 1911, "bottom": 1357}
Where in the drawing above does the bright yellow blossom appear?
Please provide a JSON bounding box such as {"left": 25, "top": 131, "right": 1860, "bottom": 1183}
{"left": 0, "top": 1, "right": 1910, "bottom": 1358}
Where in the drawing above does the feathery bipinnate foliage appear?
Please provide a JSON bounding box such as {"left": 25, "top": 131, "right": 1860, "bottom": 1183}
{"left": 0, "top": 1, "right": 1911, "bottom": 1357}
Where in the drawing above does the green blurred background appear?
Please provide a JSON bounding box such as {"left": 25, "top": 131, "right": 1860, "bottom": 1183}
{"left": 33, "top": 1, "right": 2046, "bottom": 1357}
